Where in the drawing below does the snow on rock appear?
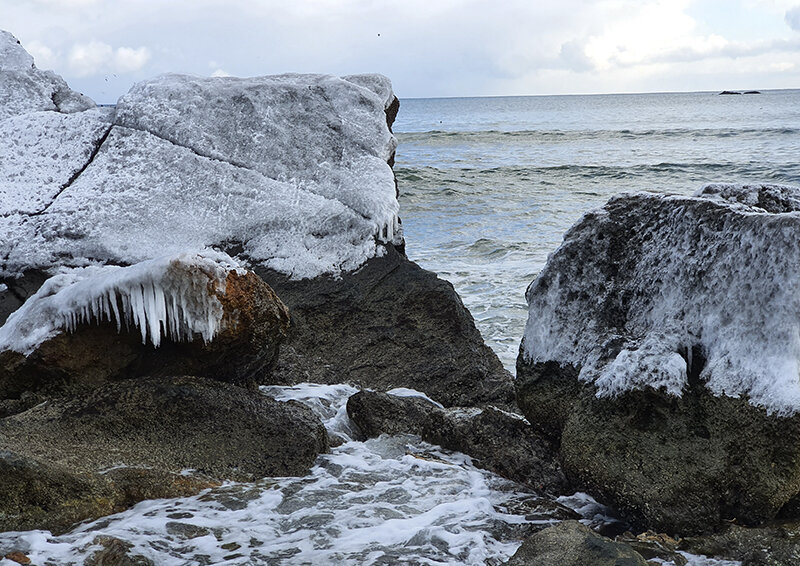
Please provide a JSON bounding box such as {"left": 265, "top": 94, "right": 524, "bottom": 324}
{"left": 0, "top": 109, "right": 112, "bottom": 215}
{"left": 0, "top": 71, "right": 401, "bottom": 281}
{"left": 0, "top": 30, "right": 34, "bottom": 70}
{"left": 521, "top": 184, "right": 800, "bottom": 415}
{"left": 0, "top": 30, "right": 95, "bottom": 120}
{"left": 114, "top": 73, "right": 400, "bottom": 243}
{"left": 0, "top": 252, "right": 240, "bottom": 355}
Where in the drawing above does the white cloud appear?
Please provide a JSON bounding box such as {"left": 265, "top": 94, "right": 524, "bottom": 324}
{"left": 2, "top": 0, "right": 799, "bottom": 98}
{"left": 210, "top": 68, "right": 231, "bottom": 77}
{"left": 786, "top": 6, "right": 800, "bottom": 30}
{"left": 114, "top": 46, "right": 150, "bottom": 72}
{"left": 67, "top": 40, "right": 150, "bottom": 76}
{"left": 68, "top": 40, "right": 112, "bottom": 76}
{"left": 24, "top": 39, "right": 59, "bottom": 70}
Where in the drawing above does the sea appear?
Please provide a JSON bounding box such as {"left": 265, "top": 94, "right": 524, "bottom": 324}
{"left": 3, "top": 90, "right": 798, "bottom": 565}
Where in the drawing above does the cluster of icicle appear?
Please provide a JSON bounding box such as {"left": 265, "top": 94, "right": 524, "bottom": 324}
{"left": 0, "top": 252, "right": 238, "bottom": 355}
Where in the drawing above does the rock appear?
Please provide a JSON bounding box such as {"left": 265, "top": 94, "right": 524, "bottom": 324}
{"left": 0, "top": 30, "right": 95, "bottom": 120}
{"left": 3, "top": 552, "right": 31, "bottom": 565}
{"left": 0, "top": 255, "right": 290, "bottom": 403}
{"left": 517, "top": 186, "right": 800, "bottom": 533}
{"left": 85, "top": 536, "right": 154, "bottom": 566}
{"left": 0, "top": 375, "right": 327, "bottom": 533}
{"left": 680, "top": 522, "right": 800, "bottom": 566}
{"left": 504, "top": 520, "right": 648, "bottom": 566}
{"left": 0, "top": 72, "right": 400, "bottom": 282}
{"left": 614, "top": 531, "right": 687, "bottom": 565}
{"left": 259, "top": 244, "right": 514, "bottom": 408}
{"left": 719, "top": 90, "right": 742, "bottom": 95}
{"left": 346, "top": 389, "right": 565, "bottom": 492}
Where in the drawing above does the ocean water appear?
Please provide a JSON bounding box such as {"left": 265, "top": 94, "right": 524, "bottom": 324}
{"left": 394, "top": 89, "right": 800, "bottom": 370}
{"left": 3, "top": 91, "right": 794, "bottom": 565}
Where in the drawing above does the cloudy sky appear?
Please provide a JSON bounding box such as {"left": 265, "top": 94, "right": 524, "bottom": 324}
{"left": 3, "top": 0, "right": 800, "bottom": 102}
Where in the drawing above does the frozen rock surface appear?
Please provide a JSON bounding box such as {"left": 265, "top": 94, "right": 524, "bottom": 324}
{"left": 517, "top": 185, "right": 800, "bottom": 534}
{"left": 0, "top": 30, "right": 95, "bottom": 120}
{"left": 0, "top": 253, "right": 233, "bottom": 355}
{"left": 521, "top": 184, "right": 800, "bottom": 415}
{"left": 1, "top": 56, "right": 400, "bottom": 280}
{"left": 0, "top": 253, "right": 290, "bottom": 404}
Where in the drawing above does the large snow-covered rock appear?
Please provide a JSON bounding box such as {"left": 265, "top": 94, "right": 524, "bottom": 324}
{"left": 0, "top": 72, "right": 400, "bottom": 281}
{"left": 0, "top": 30, "right": 95, "bottom": 120}
{"left": 516, "top": 184, "right": 800, "bottom": 533}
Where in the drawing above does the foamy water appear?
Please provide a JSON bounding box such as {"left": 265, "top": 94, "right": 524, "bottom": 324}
{"left": 0, "top": 384, "right": 741, "bottom": 565}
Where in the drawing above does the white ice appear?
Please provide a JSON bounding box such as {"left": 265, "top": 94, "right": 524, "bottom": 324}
{"left": 1, "top": 71, "right": 400, "bottom": 281}
{"left": 0, "top": 30, "right": 95, "bottom": 120}
{"left": 522, "top": 185, "right": 800, "bottom": 415}
{"left": 0, "top": 252, "right": 237, "bottom": 354}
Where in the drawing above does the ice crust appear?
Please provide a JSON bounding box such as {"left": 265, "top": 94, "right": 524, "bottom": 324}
{"left": 522, "top": 185, "right": 800, "bottom": 415}
{"left": 0, "top": 67, "right": 400, "bottom": 280}
{"left": 0, "top": 109, "right": 112, "bottom": 215}
{"left": 0, "top": 253, "right": 236, "bottom": 354}
{"left": 0, "top": 31, "right": 95, "bottom": 120}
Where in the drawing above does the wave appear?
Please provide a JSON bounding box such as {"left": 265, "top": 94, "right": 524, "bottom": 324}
{"left": 396, "top": 162, "right": 800, "bottom": 185}
{"left": 396, "top": 127, "right": 800, "bottom": 145}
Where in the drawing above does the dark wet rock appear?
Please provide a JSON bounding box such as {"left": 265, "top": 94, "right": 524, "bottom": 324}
{"left": 680, "top": 522, "right": 800, "bottom": 566}
{"left": 346, "top": 390, "right": 565, "bottom": 493}
{"left": 166, "top": 521, "right": 211, "bottom": 539}
{"left": 0, "top": 375, "right": 327, "bottom": 479}
{"left": 85, "top": 536, "right": 154, "bottom": 566}
{"left": 0, "top": 375, "right": 327, "bottom": 533}
{"left": 719, "top": 90, "right": 742, "bottom": 95}
{"left": 0, "top": 270, "right": 49, "bottom": 327}
{"left": 504, "top": 520, "right": 648, "bottom": 566}
{"left": 744, "top": 90, "right": 761, "bottom": 94}
{"left": 257, "top": 244, "right": 515, "bottom": 409}
{"left": 615, "top": 531, "right": 687, "bottom": 565}
{"left": 516, "top": 189, "right": 800, "bottom": 534}
{"left": 0, "top": 266, "right": 290, "bottom": 406}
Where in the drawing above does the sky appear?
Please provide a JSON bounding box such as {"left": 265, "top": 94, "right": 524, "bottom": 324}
{"left": 2, "top": 0, "right": 800, "bottom": 102}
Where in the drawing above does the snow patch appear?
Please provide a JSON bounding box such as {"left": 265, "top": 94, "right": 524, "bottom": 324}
{"left": 0, "top": 252, "right": 238, "bottom": 355}
{"left": 522, "top": 186, "right": 800, "bottom": 415}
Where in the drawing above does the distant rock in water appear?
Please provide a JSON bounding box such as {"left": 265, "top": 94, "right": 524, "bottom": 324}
{"left": 744, "top": 90, "right": 761, "bottom": 94}
{"left": 718, "top": 90, "right": 742, "bottom": 95}
{"left": 517, "top": 184, "right": 800, "bottom": 533}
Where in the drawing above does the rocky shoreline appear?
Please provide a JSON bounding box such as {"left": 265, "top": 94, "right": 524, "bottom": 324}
{"left": 1, "top": 28, "right": 799, "bottom": 565}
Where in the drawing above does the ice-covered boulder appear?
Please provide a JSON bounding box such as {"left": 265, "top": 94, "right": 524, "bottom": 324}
{"left": 516, "top": 184, "right": 800, "bottom": 533}
{"left": 0, "top": 30, "right": 95, "bottom": 120}
{"left": 0, "top": 72, "right": 401, "bottom": 282}
{"left": 0, "top": 253, "right": 290, "bottom": 406}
